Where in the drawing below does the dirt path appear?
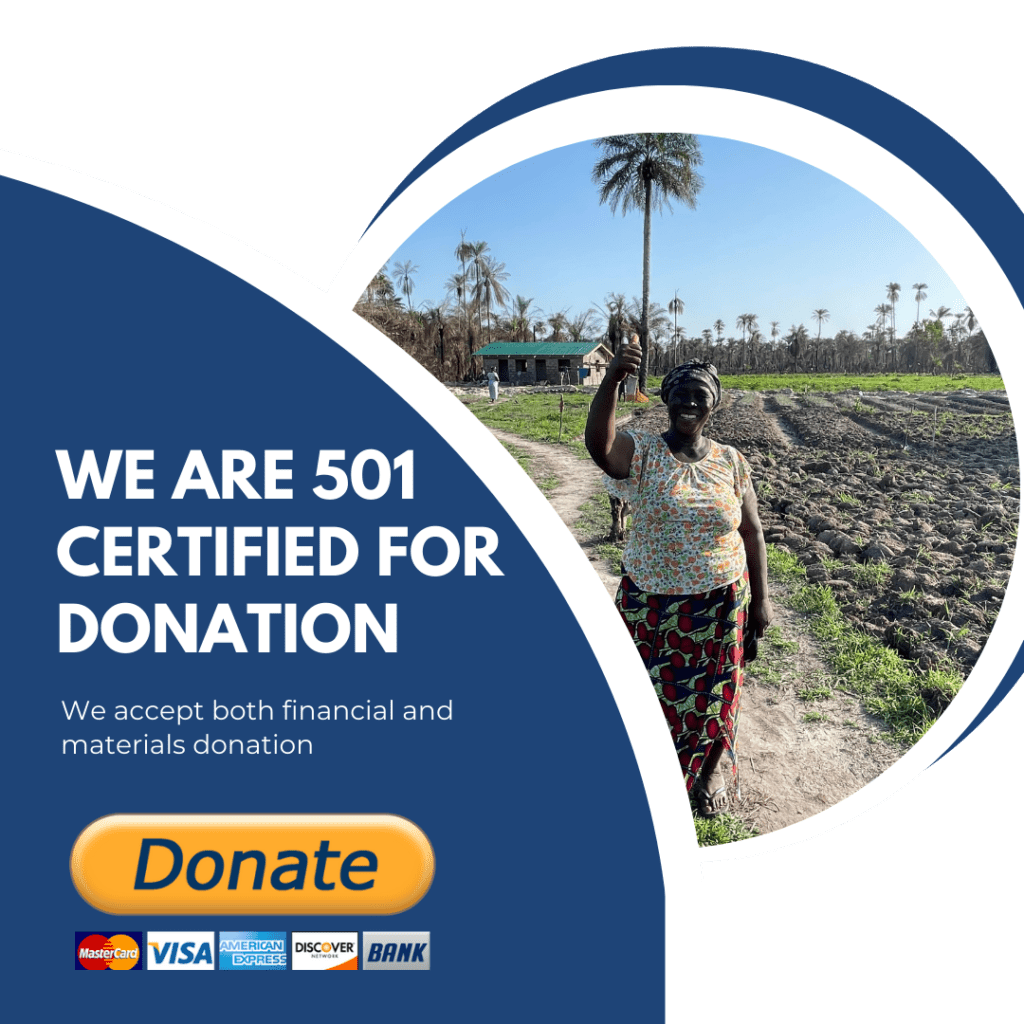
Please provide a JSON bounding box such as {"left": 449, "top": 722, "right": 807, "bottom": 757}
{"left": 485, "top": 417, "right": 903, "bottom": 837}
{"left": 488, "top": 428, "right": 600, "bottom": 524}
{"left": 488, "top": 427, "right": 625, "bottom": 596}
{"left": 729, "top": 588, "right": 901, "bottom": 833}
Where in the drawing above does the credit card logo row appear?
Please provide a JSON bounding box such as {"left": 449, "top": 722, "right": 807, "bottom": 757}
{"left": 75, "top": 931, "right": 430, "bottom": 970}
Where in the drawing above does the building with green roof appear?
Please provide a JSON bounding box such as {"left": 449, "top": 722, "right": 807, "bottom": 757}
{"left": 473, "top": 341, "right": 613, "bottom": 386}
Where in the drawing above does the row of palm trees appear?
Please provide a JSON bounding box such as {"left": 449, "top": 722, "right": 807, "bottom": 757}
{"left": 648, "top": 316, "right": 994, "bottom": 375}
{"left": 359, "top": 132, "right": 995, "bottom": 380}
{"left": 359, "top": 256, "right": 992, "bottom": 379}
{"left": 361, "top": 237, "right": 516, "bottom": 377}
{"left": 647, "top": 298, "right": 992, "bottom": 375}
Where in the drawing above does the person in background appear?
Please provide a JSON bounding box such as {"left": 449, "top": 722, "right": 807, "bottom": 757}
{"left": 486, "top": 367, "right": 499, "bottom": 403}
{"left": 585, "top": 335, "right": 773, "bottom": 817}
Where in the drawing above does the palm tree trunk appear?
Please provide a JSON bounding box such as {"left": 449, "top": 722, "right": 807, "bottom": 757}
{"left": 460, "top": 256, "right": 467, "bottom": 338}
{"left": 639, "top": 179, "right": 652, "bottom": 394}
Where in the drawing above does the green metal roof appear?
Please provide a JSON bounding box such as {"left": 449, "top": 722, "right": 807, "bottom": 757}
{"left": 473, "top": 341, "right": 608, "bottom": 357}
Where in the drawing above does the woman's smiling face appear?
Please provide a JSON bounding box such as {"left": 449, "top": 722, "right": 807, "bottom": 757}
{"left": 665, "top": 381, "right": 715, "bottom": 437}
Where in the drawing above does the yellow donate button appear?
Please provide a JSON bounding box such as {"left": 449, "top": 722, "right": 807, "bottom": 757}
{"left": 71, "top": 814, "right": 434, "bottom": 915}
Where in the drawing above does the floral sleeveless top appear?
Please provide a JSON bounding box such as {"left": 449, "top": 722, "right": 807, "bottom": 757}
{"left": 604, "top": 431, "right": 751, "bottom": 595}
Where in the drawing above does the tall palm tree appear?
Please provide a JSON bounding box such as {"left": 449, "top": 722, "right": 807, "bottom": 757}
{"left": 964, "top": 305, "right": 978, "bottom": 339}
{"left": 929, "top": 306, "right": 953, "bottom": 332}
{"left": 391, "top": 260, "right": 419, "bottom": 317}
{"left": 886, "top": 282, "right": 901, "bottom": 345}
{"left": 669, "top": 293, "right": 684, "bottom": 346}
{"left": 454, "top": 231, "right": 473, "bottom": 322}
{"left": 787, "top": 324, "right": 809, "bottom": 369}
{"left": 952, "top": 313, "right": 968, "bottom": 363}
{"left": 812, "top": 309, "right": 830, "bottom": 342}
{"left": 748, "top": 329, "right": 764, "bottom": 372}
{"left": 737, "top": 314, "right": 758, "bottom": 365}
{"left": 567, "top": 309, "right": 598, "bottom": 342}
{"left": 713, "top": 319, "right": 725, "bottom": 344}
{"left": 512, "top": 295, "right": 539, "bottom": 342}
{"left": 701, "top": 328, "right": 713, "bottom": 359}
{"left": 624, "top": 297, "right": 670, "bottom": 342}
{"left": 737, "top": 311, "right": 753, "bottom": 344}
{"left": 422, "top": 302, "right": 449, "bottom": 376}
{"left": 595, "top": 293, "right": 627, "bottom": 353}
{"left": 913, "top": 283, "right": 928, "bottom": 327}
{"left": 592, "top": 133, "right": 704, "bottom": 393}
{"left": 465, "top": 240, "right": 491, "bottom": 352}
{"left": 474, "top": 256, "right": 510, "bottom": 345}
{"left": 547, "top": 310, "right": 568, "bottom": 343}
{"left": 444, "top": 273, "right": 467, "bottom": 331}
{"left": 811, "top": 309, "right": 830, "bottom": 371}
{"left": 873, "top": 303, "right": 892, "bottom": 369}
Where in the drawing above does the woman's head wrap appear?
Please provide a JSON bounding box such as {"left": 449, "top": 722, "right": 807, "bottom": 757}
{"left": 660, "top": 360, "right": 722, "bottom": 409}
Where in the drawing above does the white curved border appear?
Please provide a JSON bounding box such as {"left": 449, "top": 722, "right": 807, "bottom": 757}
{"left": 327, "top": 83, "right": 1024, "bottom": 872}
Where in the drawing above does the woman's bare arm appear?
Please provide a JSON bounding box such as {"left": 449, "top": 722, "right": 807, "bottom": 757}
{"left": 585, "top": 336, "right": 642, "bottom": 478}
{"left": 738, "top": 483, "right": 774, "bottom": 636}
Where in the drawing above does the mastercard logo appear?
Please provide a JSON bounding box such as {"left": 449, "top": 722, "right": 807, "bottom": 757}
{"left": 75, "top": 932, "right": 142, "bottom": 971}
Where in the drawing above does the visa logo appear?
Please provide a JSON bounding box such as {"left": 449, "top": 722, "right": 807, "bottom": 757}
{"left": 147, "top": 932, "right": 216, "bottom": 970}
{"left": 149, "top": 941, "right": 213, "bottom": 965}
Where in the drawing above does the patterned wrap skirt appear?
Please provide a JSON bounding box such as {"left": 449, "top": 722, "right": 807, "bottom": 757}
{"left": 615, "top": 570, "right": 749, "bottom": 792}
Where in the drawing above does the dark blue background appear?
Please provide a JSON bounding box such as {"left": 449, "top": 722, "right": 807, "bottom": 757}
{"left": 1, "top": 174, "right": 662, "bottom": 1018}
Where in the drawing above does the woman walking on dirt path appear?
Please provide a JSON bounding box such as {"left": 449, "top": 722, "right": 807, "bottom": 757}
{"left": 585, "top": 336, "right": 773, "bottom": 817}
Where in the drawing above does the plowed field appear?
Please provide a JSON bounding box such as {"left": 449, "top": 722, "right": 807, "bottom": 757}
{"left": 631, "top": 386, "right": 1018, "bottom": 685}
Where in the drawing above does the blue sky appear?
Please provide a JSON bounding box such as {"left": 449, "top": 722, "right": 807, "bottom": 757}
{"left": 383, "top": 136, "right": 969, "bottom": 343}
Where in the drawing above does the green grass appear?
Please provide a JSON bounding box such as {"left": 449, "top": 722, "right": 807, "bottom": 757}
{"left": 788, "top": 583, "right": 962, "bottom": 744}
{"left": 766, "top": 544, "right": 806, "bottom": 582}
{"left": 576, "top": 492, "right": 613, "bottom": 538}
{"left": 852, "top": 562, "right": 893, "bottom": 588}
{"left": 749, "top": 662, "right": 783, "bottom": 687}
{"left": 472, "top": 393, "right": 593, "bottom": 456}
{"left": 500, "top": 441, "right": 530, "bottom": 470}
{"left": 595, "top": 542, "right": 624, "bottom": 572}
{"left": 500, "top": 442, "right": 559, "bottom": 494}
{"left": 745, "top": 624, "right": 798, "bottom": 691}
{"left": 761, "top": 625, "right": 799, "bottom": 653}
{"left": 798, "top": 683, "right": 833, "bottom": 701}
{"left": 694, "top": 812, "right": 759, "bottom": 846}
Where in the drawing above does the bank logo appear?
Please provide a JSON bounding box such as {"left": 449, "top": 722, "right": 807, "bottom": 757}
{"left": 292, "top": 931, "right": 358, "bottom": 970}
{"left": 362, "top": 931, "right": 430, "bottom": 971}
{"left": 218, "top": 931, "right": 287, "bottom": 971}
{"left": 147, "top": 931, "right": 215, "bottom": 970}
{"left": 75, "top": 932, "right": 144, "bottom": 971}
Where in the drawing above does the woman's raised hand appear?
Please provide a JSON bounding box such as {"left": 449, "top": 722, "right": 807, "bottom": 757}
{"left": 609, "top": 334, "right": 642, "bottom": 383}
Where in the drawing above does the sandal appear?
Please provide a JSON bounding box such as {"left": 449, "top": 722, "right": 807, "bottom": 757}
{"left": 693, "top": 777, "right": 729, "bottom": 818}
